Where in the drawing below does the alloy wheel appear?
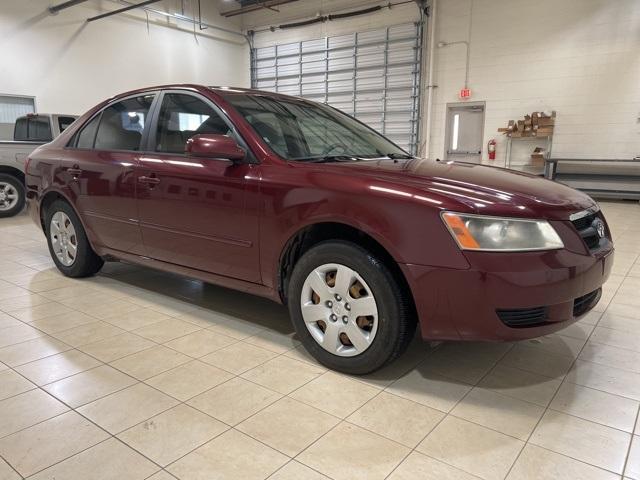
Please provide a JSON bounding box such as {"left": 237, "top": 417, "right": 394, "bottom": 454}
{"left": 0, "top": 182, "right": 18, "bottom": 211}
{"left": 50, "top": 211, "right": 78, "bottom": 267}
{"left": 300, "top": 263, "right": 378, "bottom": 357}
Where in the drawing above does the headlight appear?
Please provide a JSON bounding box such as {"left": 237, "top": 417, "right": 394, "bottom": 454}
{"left": 442, "top": 212, "right": 564, "bottom": 251}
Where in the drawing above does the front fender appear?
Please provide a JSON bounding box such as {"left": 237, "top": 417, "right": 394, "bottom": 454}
{"left": 257, "top": 165, "right": 471, "bottom": 290}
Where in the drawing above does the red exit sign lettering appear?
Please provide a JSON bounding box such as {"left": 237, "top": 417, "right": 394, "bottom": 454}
{"left": 459, "top": 88, "right": 472, "bottom": 99}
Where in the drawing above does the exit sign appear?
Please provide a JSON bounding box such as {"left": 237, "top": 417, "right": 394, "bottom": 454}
{"left": 459, "top": 88, "right": 472, "bottom": 99}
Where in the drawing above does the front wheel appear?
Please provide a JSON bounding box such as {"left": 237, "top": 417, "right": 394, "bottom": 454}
{"left": 45, "top": 200, "right": 104, "bottom": 277}
{"left": 0, "top": 174, "right": 25, "bottom": 218}
{"left": 287, "top": 241, "right": 415, "bottom": 374}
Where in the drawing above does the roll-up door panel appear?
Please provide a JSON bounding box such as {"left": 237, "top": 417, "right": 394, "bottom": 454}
{"left": 251, "top": 22, "right": 423, "bottom": 154}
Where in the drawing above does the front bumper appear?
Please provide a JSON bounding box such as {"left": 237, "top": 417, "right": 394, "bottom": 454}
{"left": 402, "top": 244, "right": 613, "bottom": 341}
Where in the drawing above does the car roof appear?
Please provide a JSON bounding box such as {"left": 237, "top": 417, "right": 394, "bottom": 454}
{"left": 107, "top": 84, "right": 309, "bottom": 104}
{"left": 208, "top": 86, "right": 300, "bottom": 99}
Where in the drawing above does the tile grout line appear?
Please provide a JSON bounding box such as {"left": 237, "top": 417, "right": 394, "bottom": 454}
{"left": 274, "top": 342, "right": 440, "bottom": 479}
{"left": 1, "top": 205, "right": 639, "bottom": 479}
{"left": 0, "top": 451, "right": 23, "bottom": 480}
{"left": 503, "top": 262, "right": 631, "bottom": 479}
{"left": 620, "top": 384, "right": 640, "bottom": 477}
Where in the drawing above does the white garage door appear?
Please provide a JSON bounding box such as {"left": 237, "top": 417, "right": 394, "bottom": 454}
{"left": 251, "top": 22, "right": 424, "bottom": 154}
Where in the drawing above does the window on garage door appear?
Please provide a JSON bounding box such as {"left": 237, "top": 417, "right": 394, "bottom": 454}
{"left": 251, "top": 22, "right": 423, "bottom": 154}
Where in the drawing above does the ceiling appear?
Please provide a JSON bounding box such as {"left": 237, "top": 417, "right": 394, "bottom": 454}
{"left": 215, "top": 0, "right": 386, "bottom": 28}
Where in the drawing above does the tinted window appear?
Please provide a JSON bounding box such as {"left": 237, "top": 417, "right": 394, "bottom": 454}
{"left": 13, "top": 116, "right": 52, "bottom": 142}
{"left": 58, "top": 116, "right": 76, "bottom": 132}
{"left": 222, "top": 94, "right": 408, "bottom": 161}
{"left": 75, "top": 114, "right": 101, "bottom": 149}
{"left": 94, "top": 95, "right": 154, "bottom": 151}
{"left": 30, "top": 117, "right": 52, "bottom": 141}
{"left": 13, "top": 118, "right": 27, "bottom": 141}
{"left": 155, "top": 94, "right": 231, "bottom": 154}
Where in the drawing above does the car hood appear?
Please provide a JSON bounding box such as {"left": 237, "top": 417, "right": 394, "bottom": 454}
{"left": 321, "top": 158, "right": 596, "bottom": 220}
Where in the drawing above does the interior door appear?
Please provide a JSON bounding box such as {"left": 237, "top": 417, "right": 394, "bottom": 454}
{"left": 136, "top": 91, "right": 260, "bottom": 283}
{"left": 64, "top": 94, "right": 155, "bottom": 255}
{"left": 445, "top": 103, "right": 485, "bottom": 163}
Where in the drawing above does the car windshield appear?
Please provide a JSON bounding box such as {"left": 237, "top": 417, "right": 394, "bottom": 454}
{"left": 220, "top": 93, "right": 411, "bottom": 162}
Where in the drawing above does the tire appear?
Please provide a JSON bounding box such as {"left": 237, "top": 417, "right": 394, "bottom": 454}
{"left": 45, "top": 199, "right": 104, "bottom": 277}
{"left": 287, "top": 240, "right": 416, "bottom": 375}
{"left": 0, "top": 174, "right": 26, "bottom": 218}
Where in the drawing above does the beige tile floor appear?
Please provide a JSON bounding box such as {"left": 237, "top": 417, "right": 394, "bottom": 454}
{"left": 0, "top": 200, "right": 639, "bottom": 480}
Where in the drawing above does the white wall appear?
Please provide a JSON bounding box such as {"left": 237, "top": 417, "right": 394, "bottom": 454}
{"left": 0, "top": 0, "right": 250, "bottom": 118}
{"left": 428, "top": 0, "right": 640, "bottom": 165}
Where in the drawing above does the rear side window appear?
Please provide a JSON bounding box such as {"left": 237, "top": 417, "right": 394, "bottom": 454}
{"left": 13, "top": 116, "right": 53, "bottom": 142}
{"left": 75, "top": 114, "right": 101, "bottom": 149}
{"left": 57, "top": 116, "right": 76, "bottom": 132}
{"left": 155, "top": 93, "right": 231, "bottom": 154}
{"left": 94, "top": 94, "right": 154, "bottom": 151}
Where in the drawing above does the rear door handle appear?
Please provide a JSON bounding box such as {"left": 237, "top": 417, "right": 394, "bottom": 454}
{"left": 139, "top": 175, "right": 160, "bottom": 186}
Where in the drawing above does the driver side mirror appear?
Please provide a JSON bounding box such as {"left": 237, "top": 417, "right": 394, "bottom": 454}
{"left": 185, "top": 134, "right": 246, "bottom": 162}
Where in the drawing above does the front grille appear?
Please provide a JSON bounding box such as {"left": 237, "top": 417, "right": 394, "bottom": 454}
{"left": 570, "top": 211, "right": 608, "bottom": 252}
{"left": 571, "top": 213, "right": 595, "bottom": 231}
{"left": 497, "top": 307, "right": 547, "bottom": 327}
{"left": 573, "top": 288, "right": 601, "bottom": 317}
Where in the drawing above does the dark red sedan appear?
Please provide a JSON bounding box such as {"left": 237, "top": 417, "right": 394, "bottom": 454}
{"left": 25, "top": 85, "right": 613, "bottom": 374}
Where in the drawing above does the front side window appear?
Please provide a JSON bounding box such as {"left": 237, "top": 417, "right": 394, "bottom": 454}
{"left": 94, "top": 95, "right": 154, "bottom": 151}
{"left": 221, "top": 94, "right": 409, "bottom": 161}
{"left": 155, "top": 93, "right": 231, "bottom": 154}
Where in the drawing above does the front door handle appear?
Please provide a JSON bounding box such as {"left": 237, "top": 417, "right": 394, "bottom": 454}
{"left": 139, "top": 175, "right": 160, "bottom": 186}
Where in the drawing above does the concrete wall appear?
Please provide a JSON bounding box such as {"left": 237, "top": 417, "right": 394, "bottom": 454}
{"left": 429, "top": 0, "right": 640, "bottom": 165}
{"left": 0, "top": 0, "right": 249, "bottom": 123}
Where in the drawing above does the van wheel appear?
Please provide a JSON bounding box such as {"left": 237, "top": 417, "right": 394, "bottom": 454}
{"left": 287, "top": 240, "right": 415, "bottom": 375}
{"left": 45, "top": 200, "right": 104, "bottom": 277}
{"left": 0, "top": 174, "right": 25, "bottom": 218}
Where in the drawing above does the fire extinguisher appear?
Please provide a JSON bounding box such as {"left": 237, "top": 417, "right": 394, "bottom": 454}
{"left": 488, "top": 139, "right": 497, "bottom": 160}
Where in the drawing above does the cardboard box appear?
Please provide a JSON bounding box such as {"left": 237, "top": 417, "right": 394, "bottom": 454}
{"left": 531, "top": 147, "right": 545, "bottom": 166}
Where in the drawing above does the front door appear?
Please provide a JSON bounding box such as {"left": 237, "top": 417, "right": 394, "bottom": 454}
{"left": 64, "top": 94, "right": 155, "bottom": 255}
{"left": 445, "top": 102, "right": 485, "bottom": 163}
{"left": 136, "top": 92, "right": 260, "bottom": 283}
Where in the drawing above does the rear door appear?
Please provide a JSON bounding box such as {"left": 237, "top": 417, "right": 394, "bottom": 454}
{"left": 135, "top": 91, "right": 260, "bottom": 283}
{"left": 64, "top": 93, "right": 156, "bottom": 254}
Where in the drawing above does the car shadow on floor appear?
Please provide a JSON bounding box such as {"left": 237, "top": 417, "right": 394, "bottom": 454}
{"left": 96, "top": 260, "right": 579, "bottom": 395}
{"left": 99, "top": 260, "right": 293, "bottom": 331}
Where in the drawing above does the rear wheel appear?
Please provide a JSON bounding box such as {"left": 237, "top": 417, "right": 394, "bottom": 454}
{"left": 45, "top": 200, "right": 104, "bottom": 277}
{"left": 0, "top": 174, "right": 25, "bottom": 218}
{"left": 287, "top": 241, "right": 415, "bottom": 374}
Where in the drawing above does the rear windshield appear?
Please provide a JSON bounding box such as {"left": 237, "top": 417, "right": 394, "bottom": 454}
{"left": 13, "top": 116, "right": 53, "bottom": 142}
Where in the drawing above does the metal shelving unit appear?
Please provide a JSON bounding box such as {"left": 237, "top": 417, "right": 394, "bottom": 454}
{"left": 505, "top": 134, "right": 553, "bottom": 172}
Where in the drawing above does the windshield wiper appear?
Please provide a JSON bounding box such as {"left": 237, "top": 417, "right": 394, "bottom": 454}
{"left": 302, "top": 155, "right": 363, "bottom": 163}
{"left": 385, "top": 153, "right": 414, "bottom": 160}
